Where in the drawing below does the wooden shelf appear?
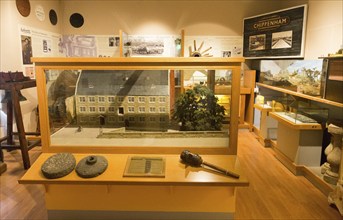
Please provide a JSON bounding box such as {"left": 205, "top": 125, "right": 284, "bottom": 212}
{"left": 256, "top": 82, "right": 343, "bottom": 108}
{"left": 19, "top": 153, "right": 248, "bottom": 187}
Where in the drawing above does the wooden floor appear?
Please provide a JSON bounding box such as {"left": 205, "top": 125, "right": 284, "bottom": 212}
{"left": 0, "top": 129, "right": 341, "bottom": 219}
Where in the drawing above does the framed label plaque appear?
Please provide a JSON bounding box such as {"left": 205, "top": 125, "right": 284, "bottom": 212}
{"left": 123, "top": 156, "right": 166, "bottom": 177}
{"left": 243, "top": 5, "right": 307, "bottom": 59}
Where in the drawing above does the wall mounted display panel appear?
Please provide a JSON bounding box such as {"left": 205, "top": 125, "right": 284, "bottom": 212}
{"left": 243, "top": 5, "right": 307, "bottom": 59}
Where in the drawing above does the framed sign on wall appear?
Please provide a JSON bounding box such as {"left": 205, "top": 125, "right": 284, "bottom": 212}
{"left": 243, "top": 5, "right": 307, "bottom": 59}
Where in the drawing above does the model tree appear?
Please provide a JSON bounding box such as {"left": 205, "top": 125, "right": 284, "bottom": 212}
{"left": 173, "top": 85, "right": 225, "bottom": 131}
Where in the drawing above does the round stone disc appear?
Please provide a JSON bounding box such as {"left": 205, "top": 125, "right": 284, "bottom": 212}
{"left": 41, "top": 153, "right": 76, "bottom": 179}
{"left": 76, "top": 155, "right": 108, "bottom": 178}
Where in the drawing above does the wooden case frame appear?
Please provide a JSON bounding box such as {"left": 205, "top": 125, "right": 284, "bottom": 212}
{"left": 32, "top": 57, "right": 244, "bottom": 155}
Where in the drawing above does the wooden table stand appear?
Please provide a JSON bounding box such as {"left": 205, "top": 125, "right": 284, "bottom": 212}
{"left": 0, "top": 80, "right": 41, "bottom": 169}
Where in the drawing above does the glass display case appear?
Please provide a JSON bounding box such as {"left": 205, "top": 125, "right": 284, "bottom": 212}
{"left": 33, "top": 57, "right": 244, "bottom": 155}
{"left": 259, "top": 59, "right": 324, "bottom": 97}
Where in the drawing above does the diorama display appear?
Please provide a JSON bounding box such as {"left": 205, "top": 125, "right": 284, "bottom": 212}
{"left": 31, "top": 57, "right": 244, "bottom": 155}
{"left": 45, "top": 69, "right": 234, "bottom": 148}
{"left": 259, "top": 59, "right": 323, "bottom": 96}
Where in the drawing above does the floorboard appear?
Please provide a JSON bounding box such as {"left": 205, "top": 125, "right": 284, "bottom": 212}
{"left": 0, "top": 130, "right": 341, "bottom": 219}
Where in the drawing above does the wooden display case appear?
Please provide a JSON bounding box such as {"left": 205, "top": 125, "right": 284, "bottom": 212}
{"left": 256, "top": 82, "right": 342, "bottom": 195}
{"left": 19, "top": 57, "right": 249, "bottom": 219}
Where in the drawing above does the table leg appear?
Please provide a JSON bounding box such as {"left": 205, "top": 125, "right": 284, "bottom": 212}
{"left": 12, "top": 87, "right": 30, "bottom": 169}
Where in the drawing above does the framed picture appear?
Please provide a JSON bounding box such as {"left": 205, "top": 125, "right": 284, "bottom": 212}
{"left": 243, "top": 5, "right": 307, "bottom": 59}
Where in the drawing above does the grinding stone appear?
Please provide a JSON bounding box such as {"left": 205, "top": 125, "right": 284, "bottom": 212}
{"left": 41, "top": 153, "right": 76, "bottom": 179}
{"left": 76, "top": 155, "right": 108, "bottom": 178}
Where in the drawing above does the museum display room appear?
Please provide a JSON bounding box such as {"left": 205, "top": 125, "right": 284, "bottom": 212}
{"left": 1, "top": 0, "right": 343, "bottom": 220}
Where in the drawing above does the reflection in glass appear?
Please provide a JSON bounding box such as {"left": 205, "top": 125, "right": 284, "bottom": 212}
{"left": 45, "top": 69, "right": 232, "bottom": 147}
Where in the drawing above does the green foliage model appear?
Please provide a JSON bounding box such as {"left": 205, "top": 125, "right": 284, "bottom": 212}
{"left": 173, "top": 85, "right": 225, "bottom": 131}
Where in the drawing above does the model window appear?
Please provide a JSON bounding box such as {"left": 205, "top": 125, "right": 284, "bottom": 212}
{"left": 118, "top": 107, "right": 124, "bottom": 115}
{"left": 138, "top": 107, "right": 145, "bottom": 113}
{"left": 159, "top": 107, "right": 166, "bottom": 113}
{"left": 138, "top": 97, "right": 146, "bottom": 103}
{"left": 149, "top": 117, "right": 156, "bottom": 122}
{"left": 79, "top": 96, "right": 86, "bottom": 102}
{"left": 79, "top": 106, "right": 86, "bottom": 112}
{"left": 149, "top": 107, "right": 156, "bottom": 113}
{"left": 118, "top": 116, "right": 124, "bottom": 122}
{"left": 128, "top": 106, "right": 135, "bottom": 113}
{"left": 89, "top": 116, "right": 97, "bottom": 121}
{"left": 117, "top": 96, "right": 124, "bottom": 103}
{"left": 108, "top": 96, "right": 115, "bottom": 103}
{"left": 108, "top": 116, "right": 116, "bottom": 122}
{"left": 89, "top": 106, "right": 96, "bottom": 112}
{"left": 129, "top": 117, "right": 135, "bottom": 122}
{"left": 149, "top": 97, "right": 156, "bottom": 103}
{"left": 128, "top": 96, "right": 135, "bottom": 103}
{"left": 98, "top": 96, "right": 105, "bottom": 103}
{"left": 88, "top": 96, "right": 96, "bottom": 103}
{"left": 108, "top": 106, "right": 115, "bottom": 112}
{"left": 160, "top": 117, "right": 166, "bottom": 122}
{"left": 99, "top": 106, "right": 106, "bottom": 113}
{"left": 139, "top": 117, "right": 145, "bottom": 122}
{"left": 80, "top": 116, "right": 88, "bottom": 122}
{"left": 159, "top": 97, "right": 166, "bottom": 103}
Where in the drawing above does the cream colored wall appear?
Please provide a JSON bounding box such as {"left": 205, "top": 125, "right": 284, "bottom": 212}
{"left": 304, "top": 0, "right": 343, "bottom": 59}
{"left": 0, "top": 0, "right": 61, "bottom": 135}
{"left": 60, "top": 0, "right": 285, "bottom": 35}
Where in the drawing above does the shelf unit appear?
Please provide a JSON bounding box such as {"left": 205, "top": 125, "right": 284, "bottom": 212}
{"left": 256, "top": 82, "right": 342, "bottom": 196}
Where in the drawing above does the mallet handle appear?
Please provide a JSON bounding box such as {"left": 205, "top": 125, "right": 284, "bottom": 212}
{"left": 202, "top": 161, "right": 240, "bottom": 179}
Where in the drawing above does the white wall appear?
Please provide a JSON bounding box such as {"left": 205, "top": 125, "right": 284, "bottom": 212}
{"left": 60, "top": 0, "right": 286, "bottom": 36}
{"left": 304, "top": 0, "right": 343, "bottom": 59}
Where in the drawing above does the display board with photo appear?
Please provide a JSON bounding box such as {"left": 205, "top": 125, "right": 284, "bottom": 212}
{"left": 243, "top": 5, "right": 307, "bottom": 59}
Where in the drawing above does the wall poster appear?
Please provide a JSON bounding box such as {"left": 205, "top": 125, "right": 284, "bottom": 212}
{"left": 243, "top": 5, "right": 307, "bottom": 59}
{"left": 19, "top": 25, "right": 62, "bottom": 78}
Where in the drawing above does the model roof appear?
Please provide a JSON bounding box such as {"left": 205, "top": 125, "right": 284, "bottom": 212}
{"left": 76, "top": 70, "right": 169, "bottom": 96}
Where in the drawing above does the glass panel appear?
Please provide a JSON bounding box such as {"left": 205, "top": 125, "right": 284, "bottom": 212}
{"left": 45, "top": 69, "right": 232, "bottom": 148}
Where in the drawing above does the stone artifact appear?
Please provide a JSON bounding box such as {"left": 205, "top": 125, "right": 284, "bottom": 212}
{"left": 41, "top": 153, "right": 76, "bottom": 179}
{"left": 76, "top": 155, "right": 108, "bottom": 178}
{"left": 180, "top": 150, "right": 240, "bottom": 179}
{"left": 324, "top": 124, "right": 343, "bottom": 185}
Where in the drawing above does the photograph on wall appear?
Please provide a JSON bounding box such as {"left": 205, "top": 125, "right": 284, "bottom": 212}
{"left": 129, "top": 36, "right": 164, "bottom": 56}
{"left": 272, "top": 31, "right": 292, "bottom": 49}
{"left": 25, "top": 66, "right": 35, "bottom": 79}
{"left": 243, "top": 5, "right": 307, "bottom": 58}
{"left": 21, "top": 35, "right": 33, "bottom": 64}
{"left": 222, "top": 50, "right": 232, "bottom": 57}
{"left": 249, "top": 34, "right": 266, "bottom": 51}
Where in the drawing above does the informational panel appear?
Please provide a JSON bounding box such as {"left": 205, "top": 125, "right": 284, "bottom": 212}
{"left": 19, "top": 25, "right": 62, "bottom": 78}
{"left": 243, "top": 5, "right": 307, "bottom": 59}
{"left": 184, "top": 36, "right": 243, "bottom": 57}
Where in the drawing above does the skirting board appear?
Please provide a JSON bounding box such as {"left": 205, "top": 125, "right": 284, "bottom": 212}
{"left": 274, "top": 148, "right": 334, "bottom": 196}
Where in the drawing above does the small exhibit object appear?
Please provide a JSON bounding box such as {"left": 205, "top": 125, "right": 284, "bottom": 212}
{"left": 123, "top": 156, "right": 165, "bottom": 177}
{"left": 76, "top": 155, "right": 108, "bottom": 178}
{"left": 41, "top": 153, "right": 76, "bottom": 179}
{"left": 180, "top": 150, "right": 240, "bottom": 179}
